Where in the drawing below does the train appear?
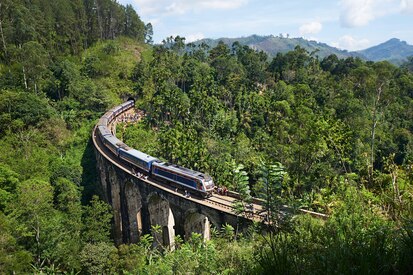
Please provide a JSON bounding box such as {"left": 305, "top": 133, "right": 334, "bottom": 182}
{"left": 96, "top": 99, "right": 215, "bottom": 198}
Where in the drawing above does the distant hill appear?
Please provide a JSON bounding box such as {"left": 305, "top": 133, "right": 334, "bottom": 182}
{"left": 193, "top": 35, "right": 413, "bottom": 65}
{"left": 194, "top": 35, "right": 361, "bottom": 59}
{"left": 357, "top": 38, "right": 413, "bottom": 65}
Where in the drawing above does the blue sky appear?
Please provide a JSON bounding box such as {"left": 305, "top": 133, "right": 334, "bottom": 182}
{"left": 118, "top": 0, "right": 413, "bottom": 51}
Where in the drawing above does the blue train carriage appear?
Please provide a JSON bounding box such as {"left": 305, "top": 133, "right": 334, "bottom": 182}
{"left": 102, "top": 134, "right": 126, "bottom": 156}
{"left": 108, "top": 105, "right": 123, "bottom": 119}
{"left": 151, "top": 162, "right": 215, "bottom": 197}
{"left": 98, "top": 108, "right": 117, "bottom": 126}
{"left": 97, "top": 114, "right": 110, "bottom": 127}
{"left": 97, "top": 125, "right": 112, "bottom": 143}
{"left": 118, "top": 147, "right": 158, "bottom": 173}
{"left": 98, "top": 100, "right": 134, "bottom": 127}
{"left": 112, "top": 99, "right": 134, "bottom": 115}
{"left": 120, "top": 100, "right": 134, "bottom": 112}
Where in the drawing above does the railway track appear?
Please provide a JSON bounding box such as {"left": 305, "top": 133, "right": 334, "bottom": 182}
{"left": 205, "top": 196, "right": 234, "bottom": 211}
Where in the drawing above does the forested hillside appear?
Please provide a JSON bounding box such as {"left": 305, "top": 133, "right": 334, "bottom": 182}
{"left": 195, "top": 34, "right": 359, "bottom": 59}
{"left": 195, "top": 35, "right": 413, "bottom": 64}
{"left": 1, "top": 0, "right": 413, "bottom": 274}
{"left": 358, "top": 38, "right": 413, "bottom": 65}
{"left": 129, "top": 39, "right": 413, "bottom": 210}
{"left": 0, "top": 0, "right": 149, "bottom": 56}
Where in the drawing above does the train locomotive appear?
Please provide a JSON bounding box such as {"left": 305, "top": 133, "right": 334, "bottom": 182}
{"left": 96, "top": 100, "right": 215, "bottom": 198}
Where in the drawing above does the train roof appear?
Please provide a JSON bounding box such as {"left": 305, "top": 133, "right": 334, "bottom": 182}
{"left": 119, "top": 147, "right": 158, "bottom": 163}
{"left": 100, "top": 111, "right": 114, "bottom": 122}
{"left": 98, "top": 101, "right": 135, "bottom": 125}
{"left": 103, "top": 110, "right": 113, "bottom": 117}
{"left": 105, "top": 135, "right": 126, "bottom": 147}
{"left": 153, "top": 162, "right": 212, "bottom": 181}
{"left": 108, "top": 106, "right": 122, "bottom": 114}
{"left": 98, "top": 126, "right": 112, "bottom": 136}
{"left": 121, "top": 100, "right": 134, "bottom": 109}
{"left": 97, "top": 117, "right": 109, "bottom": 126}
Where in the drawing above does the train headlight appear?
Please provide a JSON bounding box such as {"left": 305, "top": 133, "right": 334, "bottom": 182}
{"left": 205, "top": 180, "right": 214, "bottom": 190}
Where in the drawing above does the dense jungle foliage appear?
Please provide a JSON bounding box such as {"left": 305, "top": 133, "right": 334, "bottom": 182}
{"left": 1, "top": 0, "right": 413, "bottom": 273}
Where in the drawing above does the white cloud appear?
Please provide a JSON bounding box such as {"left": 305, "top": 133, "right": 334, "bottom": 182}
{"left": 340, "top": 0, "right": 375, "bottom": 27}
{"left": 401, "top": 0, "right": 413, "bottom": 13}
{"left": 299, "top": 21, "right": 322, "bottom": 35}
{"left": 186, "top": 32, "right": 205, "bottom": 42}
{"left": 200, "top": 0, "right": 247, "bottom": 9}
{"left": 333, "top": 35, "right": 370, "bottom": 51}
{"left": 131, "top": 0, "right": 248, "bottom": 16}
{"left": 339, "top": 0, "right": 404, "bottom": 28}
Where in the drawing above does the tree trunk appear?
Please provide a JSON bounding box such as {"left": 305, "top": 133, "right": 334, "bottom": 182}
{"left": 22, "top": 66, "right": 28, "bottom": 90}
{"left": 391, "top": 171, "right": 400, "bottom": 203}
{"left": 0, "top": 3, "right": 7, "bottom": 58}
{"left": 369, "top": 83, "right": 384, "bottom": 181}
{"left": 95, "top": 0, "right": 103, "bottom": 39}
{"left": 33, "top": 217, "right": 41, "bottom": 266}
{"left": 109, "top": 9, "right": 114, "bottom": 39}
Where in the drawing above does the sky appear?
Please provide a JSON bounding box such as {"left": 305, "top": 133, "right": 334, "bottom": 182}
{"left": 118, "top": 0, "right": 413, "bottom": 51}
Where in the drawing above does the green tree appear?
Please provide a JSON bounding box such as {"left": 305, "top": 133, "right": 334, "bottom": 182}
{"left": 232, "top": 164, "right": 253, "bottom": 216}
{"left": 124, "top": 4, "right": 145, "bottom": 42}
{"left": 0, "top": 213, "right": 32, "bottom": 274}
{"left": 82, "top": 195, "right": 113, "bottom": 243}
{"left": 0, "top": 90, "right": 54, "bottom": 128}
{"left": 8, "top": 179, "right": 56, "bottom": 267}
{"left": 401, "top": 56, "right": 413, "bottom": 72}
{"left": 0, "top": 164, "right": 19, "bottom": 210}
{"left": 52, "top": 178, "right": 83, "bottom": 269}
{"left": 351, "top": 62, "right": 395, "bottom": 183}
{"left": 80, "top": 242, "right": 119, "bottom": 274}
{"left": 255, "top": 162, "right": 288, "bottom": 228}
{"left": 117, "top": 244, "right": 146, "bottom": 273}
{"left": 18, "top": 41, "right": 50, "bottom": 92}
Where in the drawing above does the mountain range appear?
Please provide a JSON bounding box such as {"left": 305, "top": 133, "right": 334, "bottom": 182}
{"left": 194, "top": 35, "right": 413, "bottom": 65}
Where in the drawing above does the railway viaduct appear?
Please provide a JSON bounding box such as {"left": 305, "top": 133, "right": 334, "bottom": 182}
{"left": 93, "top": 105, "right": 327, "bottom": 247}
{"left": 92, "top": 116, "right": 256, "bottom": 247}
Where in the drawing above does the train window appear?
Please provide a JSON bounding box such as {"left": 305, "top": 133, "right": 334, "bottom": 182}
{"left": 176, "top": 175, "right": 196, "bottom": 188}
{"left": 156, "top": 168, "right": 174, "bottom": 180}
{"left": 122, "top": 153, "right": 147, "bottom": 170}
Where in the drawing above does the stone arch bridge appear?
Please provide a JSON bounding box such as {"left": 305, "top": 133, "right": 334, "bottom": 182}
{"left": 92, "top": 106, "right": 327, "bottom": 247}
{"left": 92, "top": 111, "right": 261, "bottom": 247}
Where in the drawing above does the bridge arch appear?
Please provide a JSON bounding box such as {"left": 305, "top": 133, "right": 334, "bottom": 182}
{"left": 184, "top": 210, "right": 218, "bottom": 241}
{"left": 147, "top": 193, "right": 175, "bottom": 249}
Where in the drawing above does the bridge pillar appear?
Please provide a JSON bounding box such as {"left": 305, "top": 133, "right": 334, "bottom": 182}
{"left": 107, "top": 165, "right": 123, "bottom": 245}
{"left": 123, "top": 180, "right": 142, "bottom": 243}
